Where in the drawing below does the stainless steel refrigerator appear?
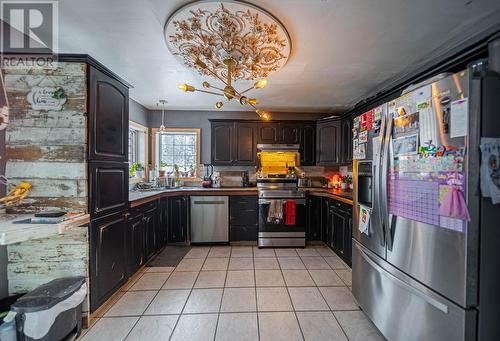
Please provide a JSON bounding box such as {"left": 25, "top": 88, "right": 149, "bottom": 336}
{"left": 352, "top": 60, "right": 500, "bottom": 341}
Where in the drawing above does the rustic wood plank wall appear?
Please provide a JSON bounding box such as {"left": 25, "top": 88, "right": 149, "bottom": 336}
{"left": 7, "top": 227, "right": 90, "bottom": 313}
{"left": 4, "top": 62, "right": 88, "bottom": 213}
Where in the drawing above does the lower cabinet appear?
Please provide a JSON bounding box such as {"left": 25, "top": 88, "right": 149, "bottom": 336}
{"left": 320, "top": 197, "right": 353, "bottom": 266}
{"left": 90, "top": 211, "right": 127, "bottom": 312}
{"left": 167, "top": 196, "right": 189, "bottom": 243}
{"left": 306, "top": 196, "right": 322, "bottom": 241}
{"left": 127, "top": 211, "right": 144, "bottom": 276}
{"left": 230, "top": 196, "right": 258, "bottom": 241}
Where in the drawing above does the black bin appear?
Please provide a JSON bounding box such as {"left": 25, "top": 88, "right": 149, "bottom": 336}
{"left": 8, "top": 276, "right": 86, "bottom": 341}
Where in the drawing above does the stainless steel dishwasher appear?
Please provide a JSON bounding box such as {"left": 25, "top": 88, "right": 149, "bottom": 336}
{"left": 190, "top": 196, "right": 229, "bottom": 243}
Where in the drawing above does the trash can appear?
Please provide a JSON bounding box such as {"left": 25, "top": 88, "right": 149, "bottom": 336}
{"left": 4, "top": 276, "right": 86, "bottom": 341}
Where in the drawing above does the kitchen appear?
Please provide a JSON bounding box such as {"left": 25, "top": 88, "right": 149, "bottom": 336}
{"left": 0, "top": 1, "right": 500, "bottom": 341}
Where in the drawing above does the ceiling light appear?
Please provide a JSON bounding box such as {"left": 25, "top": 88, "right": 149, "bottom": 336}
{"left": 157, "top": 99, "right": 168, "bottom": 133}
{"left": 178, "top": 83, "right": 195, "bottom": 92}
{"left": 166, "top": 1, "right": 290, "bottom": 119}
{"left": 254, "top": 78, "right": 268, "bottom": 89}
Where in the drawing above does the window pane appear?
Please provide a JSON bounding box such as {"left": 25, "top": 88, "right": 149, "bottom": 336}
{"left": 158, "top": 130, "right": 198, "bottom": 178}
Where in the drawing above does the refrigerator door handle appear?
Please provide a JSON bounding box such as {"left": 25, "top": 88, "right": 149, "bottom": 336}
{"left": 357, "top": 244, "right": 449, "bottom": 314}
{"left": 374, "top": 108, "right": 386, "bottom": 247}
{"left": 381, "top": 112, "right": 393, "bottom": 250}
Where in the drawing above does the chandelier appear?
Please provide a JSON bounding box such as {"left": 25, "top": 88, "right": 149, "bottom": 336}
{"left": 165, "top": 1, "right": 291, "bottom": 119}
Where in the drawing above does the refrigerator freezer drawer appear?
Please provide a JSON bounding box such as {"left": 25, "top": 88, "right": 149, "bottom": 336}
{"left": 352, "top": 241, "right": 476, "bottom": 341}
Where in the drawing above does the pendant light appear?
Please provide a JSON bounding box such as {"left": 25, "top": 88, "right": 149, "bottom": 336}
{"left": 158, "top": 99, "right": 168, "bottom": 133}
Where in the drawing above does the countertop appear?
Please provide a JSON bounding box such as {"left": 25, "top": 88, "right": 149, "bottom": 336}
{"left": 129, "top": 187, "right": 353, "bottom": 207}
{"left": 0, "top": 213, "right": 90, "bottom": 245}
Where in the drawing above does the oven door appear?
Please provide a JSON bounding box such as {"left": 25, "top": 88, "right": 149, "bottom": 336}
{"left": 258, "top": 198, "right": 306, "bottom": 247}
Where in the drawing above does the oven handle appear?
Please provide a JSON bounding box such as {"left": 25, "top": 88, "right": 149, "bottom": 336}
{"left": 258, "top": 199, "right": 306, "bottom": 205}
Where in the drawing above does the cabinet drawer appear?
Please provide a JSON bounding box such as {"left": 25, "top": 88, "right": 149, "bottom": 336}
{"left": 139, "top": 200, "right": 158, "bottom": 213}
{"left": 230, "top": 225, "right": 258, "bottom": 241}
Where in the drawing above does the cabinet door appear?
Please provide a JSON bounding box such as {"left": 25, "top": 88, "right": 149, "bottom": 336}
{"left": 317, "top": 120, "right": 340, "bottom": 165}
{"left": 331, "top": 208, "right": 347, "bottom": 258}
{"left": 300, "top": 125, "right": 316, "bottom": 165}
{"left": 257, "top": 122, "right": 280, "bottom": 143}
{"left": 211, "top": 122, "right": 234, "bottom": 165}
{"left": 159, "top": 198, "right": 169, "bottom": 248}
{"left": 279, "top": 123, "right": 300, "bottom": 144}
{"left": 306, "top": 197, "right": 322, "bottom": 241}
{"left": 168, "top": 196, "right": 188, "bottom": 243}
{"left": 89, "top": 162, "right": 128, "bottom": 217}
{"left": 341, "top": 118, "right": 353, "bottom": 164}
{"left": 88, "top": 67, "right": 129, "bottom": 162}
{"left": 322, "top": 199, "right": 332, "bottom": 246}
{"left": 90, "top": 212, "right": 127, "bottom": 312}
{"left": 234, "top": 122, "right": 257, "bottom": 165}
{"left": 127, "top": 213, "right": 144, "bottom": 276}
{"left": 143, "top": 211, "right": 156, "bottom": 260}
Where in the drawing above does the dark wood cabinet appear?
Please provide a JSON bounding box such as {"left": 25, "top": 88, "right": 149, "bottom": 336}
{"left": 306, "top": 196, "right": 322, "bottom": 241}
{"left": 88, "top": 66, "right": 129, "bottom": 162}
{"left": 211, "top": 120, "right": 316, "bottom": 166}
{"left": 90, "top": 212, "right": 127, "bottom": 312}
{"left": 300, "top": 124, "right": 316, "bottom": 165}
{"left": 257, "top": 122, "right": 280, "bottom": 143}
{"left": 340, "top": 117, "right": 353, "bottom": 164}
{"left": 159, "top": 198, "right": 169, "bottom": 248}
{"left": 279, "top": 123, "right": 300, "bottom": 144}
{"left": 127, "top": 212, "right": 144, "bottom": 276}
{"left": 211, "top": 121, "right": 234, "bottom": 165}
{"left": 317, "top": 120, "right": 340, "bottom": 165}
{"left": 320, "top": 198, "right": 352, "bottom": 266}
{"left": 168, "top": 196, "right": 189, "bottom": 243}
{"left": 143, "top": 207, "right": 158, "bottom": 260}
{"left": 234, "top": 122, "right": 257, "bottom": 165}
{"left": 89, "top": 162, "right": 128, "bottom": 217}
{"left": 230, "top": 196, "right": 258, "bottom": 241}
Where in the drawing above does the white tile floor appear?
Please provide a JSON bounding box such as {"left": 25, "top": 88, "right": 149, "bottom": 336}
{"left": 79, "top": 245, "right": 385, "bottom": 341}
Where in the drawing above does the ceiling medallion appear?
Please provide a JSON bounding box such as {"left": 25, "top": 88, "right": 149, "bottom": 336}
{"left": 165, "top": 1, "right": 291, "bottom": 119}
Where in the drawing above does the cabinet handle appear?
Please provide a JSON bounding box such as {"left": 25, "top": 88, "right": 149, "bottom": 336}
{"left": 123, "top": 212, "right": 130, "bottom": 220}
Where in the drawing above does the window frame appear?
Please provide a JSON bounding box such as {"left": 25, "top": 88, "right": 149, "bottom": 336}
{"left": 152, "top": 127, "right": 201, "bottom": 181}
{"left": 129, "top": 121, "right": 149, "bottom": 184}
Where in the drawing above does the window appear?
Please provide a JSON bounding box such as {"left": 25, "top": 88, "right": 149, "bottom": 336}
{"left": 129, "top": 121, "right": 149, "bottom": 182}
{"left": 153, "top": 128, "right": 200, "bottom": 179}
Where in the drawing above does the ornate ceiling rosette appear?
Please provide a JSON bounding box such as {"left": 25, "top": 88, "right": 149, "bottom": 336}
{"left": 164, "top": 1, "right": 291, "bottom": 81}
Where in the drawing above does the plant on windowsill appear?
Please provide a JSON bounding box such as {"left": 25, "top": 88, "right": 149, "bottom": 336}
{"left": 159, "top": 161, "right": 168, "bottom": 177}
{"left": 173, "top": 164, "right": 181, "bottom": 187}
{"left": 129, "top": 162, "right": 145, "bottom": 179}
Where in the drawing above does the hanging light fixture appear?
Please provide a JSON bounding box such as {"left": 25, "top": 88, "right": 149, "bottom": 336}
{"left": 157, "top": 99, "right": 168, "bottom": 133}
{"left": 165, "top": 2, "right": 291, "bottom": 120}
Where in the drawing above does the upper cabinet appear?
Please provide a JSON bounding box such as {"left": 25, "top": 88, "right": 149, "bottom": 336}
{"left": 340, "top": 116, "right": 353, "bottom": 164}
{"left": 279, "top": 123, "right": 301, "bottom": 144}
{"left": 211, "top": 120, "right": 317, "bottom": 166}
{"left": 257, "top": 122, "right": 280, "bottom": 143}
{"left": 317, "top": 119, "right": 340, "bottom": 165}
{"left": 234, "top": 122, "right": 257, "bottom": 165}
{"left": 88, "top": 66, "right": 129, "bottom": 162}
{"left": 211, "top": 121, "right": 234, "bottom": 165}
{"left": 300, "top": 124, "right": 316, "bottom": 166}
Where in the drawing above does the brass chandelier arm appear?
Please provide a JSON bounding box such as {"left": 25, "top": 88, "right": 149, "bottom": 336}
{"left": 195, "top": 89, "right": 226, "bottom": 97}
{"left": 239, "top": 86, "right": 255, "bottom": 95}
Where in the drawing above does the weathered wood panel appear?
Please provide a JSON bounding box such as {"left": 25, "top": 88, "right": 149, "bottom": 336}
{"left": 6, "top": 145, "right": 86, "bottom": 162}
{"left": 7, "top": 227, "right": 89, "bottom": 313}
{"left": 5, "top": 62, "right": 88, "bottom": 214}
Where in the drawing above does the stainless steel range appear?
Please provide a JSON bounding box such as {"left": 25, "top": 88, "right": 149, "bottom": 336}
{"left": 256, "top": 144, "right": 306, "bottom": 248}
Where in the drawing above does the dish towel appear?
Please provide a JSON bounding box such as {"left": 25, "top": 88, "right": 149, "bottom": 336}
{"left": 284, "top": 200, "right": 296, "bottom": 225}
{"left": 267, "top": 200, "right": 284, "bottom": 224}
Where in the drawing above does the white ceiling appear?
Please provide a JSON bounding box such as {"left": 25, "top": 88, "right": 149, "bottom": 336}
{"left": 58, "top": 0, "right": 500, "bottom": 112}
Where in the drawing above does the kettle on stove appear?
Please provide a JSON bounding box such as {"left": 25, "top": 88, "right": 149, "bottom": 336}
{"left": 202, "top": 164, "right": 214, "bottom": 188}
